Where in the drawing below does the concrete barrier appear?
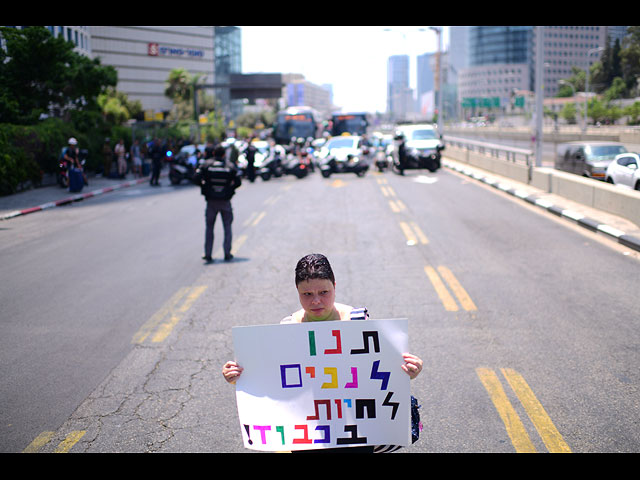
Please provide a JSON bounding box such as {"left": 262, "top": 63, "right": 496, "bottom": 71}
{"left": 445, "top": 145, "right": 640, "bottom": 227}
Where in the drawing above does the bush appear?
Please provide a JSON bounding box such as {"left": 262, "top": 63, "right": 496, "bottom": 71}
{"left": 0, "top": 126, "right": 42, "bottom": 195}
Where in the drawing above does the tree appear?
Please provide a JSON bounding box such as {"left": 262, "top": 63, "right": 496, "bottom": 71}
{"left": 620, "top": 26, "right": 640, "bottom": 93}
{"left": 0, "top": 26, "right": 116, "bottom": 124}
{"left": 164, "top": 68, "right": 193, "bottom": 103}
{"left": 98, "top": 87, "right": 143, "bottom": 125}
{"left": 560, "top": 102, "right": 578, "bottom": 124}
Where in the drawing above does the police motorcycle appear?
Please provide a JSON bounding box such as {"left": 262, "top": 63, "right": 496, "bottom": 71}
{"left": 283, "top": 149, "right": 311, "bottom": 179}
{"left": 169, "top": 144, "right": 202, "bottom": 185}
{"left": 371, "top": 133, "right": 394, "bottom": 172}
{"left": 257, "top": 143, "right": 285, "bottom": 180}
{"left": 277, "top": 138, "right": 311, "bottom": 179}
{"left": 316, "top": 135, "right": 369, "bottom": 178}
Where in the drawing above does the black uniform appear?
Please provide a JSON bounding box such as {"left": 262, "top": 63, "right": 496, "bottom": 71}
{"left": 397, "top": 138, "right": 406, "bottom": 175}
{"left": 194, "top": 157, "right": 242, "bottom": 262}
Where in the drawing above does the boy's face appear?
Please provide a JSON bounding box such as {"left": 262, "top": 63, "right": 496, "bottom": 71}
{"left": 296, "top": 278, "right": 336, "bottom": 321}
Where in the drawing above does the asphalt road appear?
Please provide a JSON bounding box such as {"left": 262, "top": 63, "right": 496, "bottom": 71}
{"left": 1, "top": 162, "right": 639, "bottom": 453}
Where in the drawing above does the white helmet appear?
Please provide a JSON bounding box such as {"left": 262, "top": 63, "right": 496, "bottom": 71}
{"left": 68, "top": 137, "right": 78, "bottom": 145}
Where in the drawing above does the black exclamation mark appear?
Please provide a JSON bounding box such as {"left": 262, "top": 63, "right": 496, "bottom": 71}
{"left": 244, "top": 424, "right": 253, "bottom": 445}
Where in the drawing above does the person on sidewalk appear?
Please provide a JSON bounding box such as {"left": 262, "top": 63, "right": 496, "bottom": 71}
{"left": 115, "top": 139, "right": 127, "bottom": 178}
{"left": 148, "top": 138, "right": 163, "bottom": 186}
{"left": 193, "top": 145, "right": 242, "bottom": 263}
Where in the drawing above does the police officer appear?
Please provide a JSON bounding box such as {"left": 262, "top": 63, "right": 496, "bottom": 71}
{"left": 394, "top": 132, "right": 407, "bottom": 176}
{"left": 194, "top": 145, "right": 242, "bottom": 263}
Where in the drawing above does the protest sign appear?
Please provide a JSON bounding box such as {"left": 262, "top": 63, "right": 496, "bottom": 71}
{"left": 231, "top": 318, "right": 410, "bottom": 451}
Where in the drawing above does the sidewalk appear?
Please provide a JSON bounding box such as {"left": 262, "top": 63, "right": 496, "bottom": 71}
{"left": 0, "top": 172, "right": 165, "bottom": 221}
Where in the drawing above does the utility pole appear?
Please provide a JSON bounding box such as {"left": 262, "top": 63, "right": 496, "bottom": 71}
{"left": 534, "top": 26, "right": 544, "bottom": 168}
{"left": 429, "top": 26, "right": 443, "bottom": 133}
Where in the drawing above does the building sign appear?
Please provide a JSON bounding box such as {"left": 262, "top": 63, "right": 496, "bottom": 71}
{"left": 147, "top": 43, "right": 204, "bottom": 58}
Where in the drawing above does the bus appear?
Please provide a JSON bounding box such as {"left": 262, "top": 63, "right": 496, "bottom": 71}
{"left": 273, "top": 106, "right": 321, "bottom": 145}
{"left": 330, "top": 112, "right": 370, "bottom": 137}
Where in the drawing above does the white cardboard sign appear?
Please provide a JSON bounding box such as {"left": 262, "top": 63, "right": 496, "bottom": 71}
{"left": 231, "top": 319, "right": 410, "bottom": 451}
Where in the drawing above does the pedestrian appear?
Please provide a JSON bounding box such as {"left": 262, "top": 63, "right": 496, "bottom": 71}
{"left": 244, "top": 138, "right": 256, "bottom": 183}
{"left": 149, "top": 138, "right": 163, "bottom": 186}
{"left": 115, "top": 139, "right": 127, "bottom": 178}
{"left": 395, "top": 132, "right": 406, "bottom": 175}
{"left": 130, "top": 139, "right": 142, "bottom": 178}
{"left": 102, "top": 138, "right": 113, "bottom": 178}
{"left": 221, "top": 253, "right": 423, "bottom": 452}
{"left": 193, "top": 145, "right": 242, "bottom": 263}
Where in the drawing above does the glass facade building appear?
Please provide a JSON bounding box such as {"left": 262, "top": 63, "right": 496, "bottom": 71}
{"left": 469, "top": 26, "right": 532, "bottom": 67}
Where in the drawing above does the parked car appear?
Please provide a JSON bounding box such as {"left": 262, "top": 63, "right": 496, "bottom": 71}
{"left": 605, "top": 152, "right": 640, "bottom": 190}
{"left": 555, "top": 141, "right": 628, "bottom": 181}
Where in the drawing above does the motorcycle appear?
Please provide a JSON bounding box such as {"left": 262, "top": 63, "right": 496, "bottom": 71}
{"left": 374, "top": 147, "right": 392, "bottom": 172}
{"left": 169, "top": 151, "right": 198, "bottom": 185}
{"left": 257, "top": 151, "right": 285, "bottom": 181}
{"left": 319, "top": 154, "right": 368, "bottom": 178}
{"left": 283, "top": 152, "right": 311, "bottom": 179}
{"left": 57, "top": 148, "right": 88, "bottom": 188}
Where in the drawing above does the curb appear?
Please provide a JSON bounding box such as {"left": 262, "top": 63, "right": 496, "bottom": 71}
{"left": 1, "top": 177, "right": 153, "bottom": 221}
{"left": 444, "top": 160, "right": 640, "bottom": 254}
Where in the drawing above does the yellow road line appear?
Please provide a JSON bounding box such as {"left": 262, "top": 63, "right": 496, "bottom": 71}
{"left": 133, "top": 286, "right": 207, "bottom": 344}
{"left": 53, "top": 430, "right": 86, "bottom": 453}
{"left": 437, "top": 266, "right": 477, "bottom": 311}
{"left": 476, "top": 368, "right": 537, "bottom": 453}
{"left": 410, "top": 222, "right": 429, "bottom": 244}
{"left": 231, "top": 234, "right": 247, "bottom": 255}
{"left": 399, "top": 221, "right": 417, "bottom": 245}
{"left": 151, "top": 285, "right": 208, "bottom": 343}
{"left": 424, "top": 266, "right": 458, "bottom": 311}
{"left": 243, "top": 211, "right": 258, "bottom": 227}
{"left": 251, "top": 211, "right": 266, "bottom": 227}
{"left": 22, "top": 431, "right": 55, "bottom": 453}
{"left": 132, "top": 287, "right": 190, "bottom": 344}
{"left": 389, "top": 199, "right": 406, "bottom": 212}
{"left": 501, "top": 368, "right": 572, "bottom": 453}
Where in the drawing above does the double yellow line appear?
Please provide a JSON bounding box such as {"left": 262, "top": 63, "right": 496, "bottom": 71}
{"left": 132, "top": 285, "right": 207, "bottom": 344}
{"left": 477, "top": 367, "right": 571, "bottom": 453}
{"left": 399, "top": 221, "right": 428, "bottom": 246}
{"left": 425, "top": 265, "right": 477, "bottom": 312}
{"left": 23, "top": 430, "right": 86, "bottom": 453}
{"left": 377, "top": 177, "right": 407, "bottom": 213}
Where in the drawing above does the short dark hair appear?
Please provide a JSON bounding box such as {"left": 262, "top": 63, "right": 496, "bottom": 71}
{"left": 214, "top": 145, "right": 226, "bottom": 159}
{"left": 295, "top": 253, "right": 335, "bottom": 286}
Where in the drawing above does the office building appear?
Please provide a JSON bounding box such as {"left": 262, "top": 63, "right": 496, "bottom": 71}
{"left": 387, "top": 55, "right": 414, "bottom": 120}
{"left": 89, "top": 26, "right": 216, "bottom": 116}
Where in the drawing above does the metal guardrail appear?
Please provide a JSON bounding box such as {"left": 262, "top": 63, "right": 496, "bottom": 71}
{"left": 443, "top": 135, "right": 534, "bottom": 166}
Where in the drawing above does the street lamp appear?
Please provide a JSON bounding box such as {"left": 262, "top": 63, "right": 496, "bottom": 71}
{"left": 583, "top": 46, "right": 604, "bottom": 133}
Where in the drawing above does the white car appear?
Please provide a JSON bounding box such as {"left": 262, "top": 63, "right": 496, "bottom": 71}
{"left": 318, "top": 135, "right": 366, "bottom": 162}
{"left": 605, "top": 152, "right": 640, "bottom": 190}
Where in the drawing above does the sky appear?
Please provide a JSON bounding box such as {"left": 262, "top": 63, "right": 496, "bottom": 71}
{"left": 238, "top": 26, "right": 450, "bottom": 114}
